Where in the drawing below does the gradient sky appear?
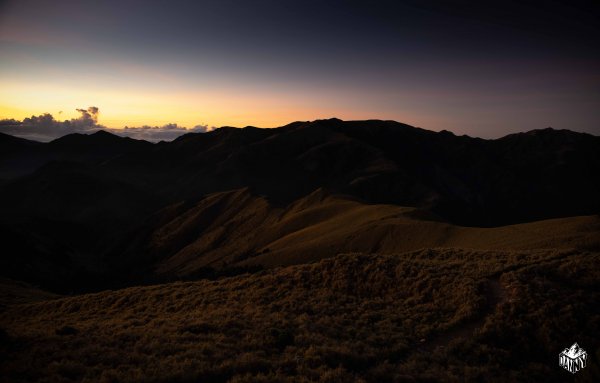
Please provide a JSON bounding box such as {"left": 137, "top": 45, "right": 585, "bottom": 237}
{"left": 1, "top": 0, "right": 599, "bottom": 138}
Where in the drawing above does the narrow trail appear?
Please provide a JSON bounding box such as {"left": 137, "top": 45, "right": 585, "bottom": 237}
{"left": 411, "top": 251, "right": 579, "bottom": 355}
{"left": 418, "top": 277, "right": 507, "bottom": 353}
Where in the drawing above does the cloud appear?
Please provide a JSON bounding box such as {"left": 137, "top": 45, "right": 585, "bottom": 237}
{"left": 0, "top": 107, "right": 214, "bottom": 142}
{"left": 75, "top": 106, "right": 99, "bottom": 124}
{"left": 0, "top": 107, "right": 103, "bottom": 142}
{"left": 108, "top": 123, "right": 212, "bottom": 142}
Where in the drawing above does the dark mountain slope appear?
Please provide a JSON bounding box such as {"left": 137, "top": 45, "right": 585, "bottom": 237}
{"left": 4, "top": 120, "right": 598, "bottom": 226}
{"left": 0, "top": 130, "right": 153, "bottom": 181}
{"left": 0, "top": 132, "right": 43, "bottom": 180}
{"left": 0, "top": 160, "right": 162, "bottom": 291}
{"left": 0, "top": 120, "right": 599, "bottom": 291}
{"left": 0, "top": 131, "right": 40, "bottom": 150}
{"left": 99, "top": 119, "right": 599, "bottom": 225}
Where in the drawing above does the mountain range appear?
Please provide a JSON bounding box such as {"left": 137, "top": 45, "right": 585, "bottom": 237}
{"left": 1, "top": 119, "right": 599, "bottom": 292}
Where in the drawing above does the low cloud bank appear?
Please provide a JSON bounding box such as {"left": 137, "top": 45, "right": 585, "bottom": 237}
{"left": 0, "top": 107, "right": 214, "bottom": 142}
{"left": 108, "top": 123, "right": 210, "bottom": 142}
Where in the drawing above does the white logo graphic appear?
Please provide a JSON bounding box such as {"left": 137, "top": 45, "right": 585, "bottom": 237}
{"left": 559, "top": 343, "right": 587, "bottom": 374}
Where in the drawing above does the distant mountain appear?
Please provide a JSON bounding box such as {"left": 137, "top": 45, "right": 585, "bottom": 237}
{"left": 0, "top": 132, "right": 42, "bottom": 180}
{"left": 1, "top": 120, "right": 599, "bottom": 291}
{"left": 0, "top": 131, "right": 40, "bottom": 148}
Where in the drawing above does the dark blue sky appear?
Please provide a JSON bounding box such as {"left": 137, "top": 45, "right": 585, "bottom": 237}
{"left": 1, "top": 0, "right": 598, "bottom": 137}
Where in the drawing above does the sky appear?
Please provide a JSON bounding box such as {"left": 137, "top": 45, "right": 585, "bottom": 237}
{"left": 0, "top": 0, "right": 599, "bottom": 140}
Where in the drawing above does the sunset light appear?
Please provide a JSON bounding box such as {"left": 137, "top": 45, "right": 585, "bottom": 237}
{"left": 1, "top": 1, "right": 598, "bottom": 138}
{"left": 1, "top": 1, "right": 599, "bottom": 382}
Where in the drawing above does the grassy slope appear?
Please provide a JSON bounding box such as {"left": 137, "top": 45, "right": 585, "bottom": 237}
{"left": 1, "top": 248, "right": 599, "bottom": 382}
{"left": 153, "top": 189, "right": 600, "bottom": 275}
{"left": 2, "top": 189, "right": 599, "bottom": 382}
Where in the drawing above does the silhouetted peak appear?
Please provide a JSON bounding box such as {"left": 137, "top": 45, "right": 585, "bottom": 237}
{"left": 51, "top": 130, "right": 119, "bottom": 146}
{"left": 499, "top": 127, "right": 597, "bottom": 143}
{"left": 313, "top": 118, "right": 343, "bottom": 125}
{"left": 172, "top": 131, "right": 202, "bottom": 143}
{"left": 438, "top": 129, "right": 455, "bottom": 136}
{"left": 525, "top": 127, "right": 560, "bottom": 136}
{"left": 47, "top": 129, "right": 153, "bottom": 154}
{"left": 215, "top": 126, "right": 239, "bottom": 132}
{"left": 91, "top": 129, "right": 118, "bottom": 138}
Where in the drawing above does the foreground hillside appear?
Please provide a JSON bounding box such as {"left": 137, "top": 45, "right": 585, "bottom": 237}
{"left": 1, "top": 248, "right": 598, "bottom": 382}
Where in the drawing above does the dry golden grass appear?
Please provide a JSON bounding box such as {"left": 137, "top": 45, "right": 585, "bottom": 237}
{"left": 152, "top": 188, "right": 600, "bottom": 276}
{"left": 1, "top": 248, "right": 598, "bottom": 382}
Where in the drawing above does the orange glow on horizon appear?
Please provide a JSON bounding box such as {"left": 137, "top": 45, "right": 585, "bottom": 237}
{"left": 0, "top": 79, "right": 427, "bottom": 130}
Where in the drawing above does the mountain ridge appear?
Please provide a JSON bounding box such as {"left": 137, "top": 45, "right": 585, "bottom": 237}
{"left": 1, "top": 119, "right": 599, "bottom": 291}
